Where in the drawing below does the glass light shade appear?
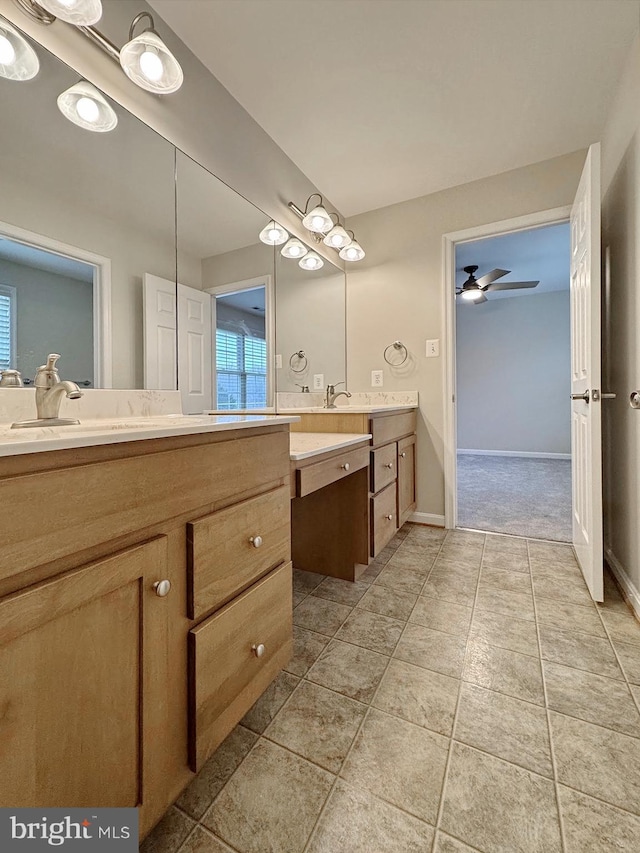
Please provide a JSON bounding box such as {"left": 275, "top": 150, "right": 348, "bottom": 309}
{"left": 460, "top": 287, "right": 483, "bottom": 301}
{"left": 339, "top": 240, "right": 365, "bottom": 262}
{"left": 323, "top": 224, "right": 351, "bottom": 249}
{"left": 120, "top": 30, "right": 183, "bottom": 94}
{"left": 281, "top": 237, "right": 307, "bottom": 259}
{"left": 302, "top": 204, "right": 333, "bottom": 234}
{"left": 299, "top": 251, "right": 324, "bottom": 271}
{"left": 38, "top": 0, "right": 103, "bottom": 26}
{"left": 0, "top": 20, "right": 39, "bottom": 81}
{"left": 259, "top": 220, "right": 289, "bottom": 246}
{"left": 57, "top": 81, "right": 118, "bottom": 132}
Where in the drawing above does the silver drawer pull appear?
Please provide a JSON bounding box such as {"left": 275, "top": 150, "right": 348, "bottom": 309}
{"left": 153, "top": 579, "right": 171, "bottom": 597}
{"left": 252, "top": 643, "right": 265, "bottom": 658}
{"left": 385, "top": 514, "right": 393, "bottom": 521}
{"left": 385, "top": 462, "right": 394, "bottom": 469}
{"left": 249, "top": 535, "right": 263, "bottom": 548}
{"left": 400, "top": 451, "right": 406, "bottom": 458}
{"left": 341, "top": 462, "right": 350, "bottom": 471}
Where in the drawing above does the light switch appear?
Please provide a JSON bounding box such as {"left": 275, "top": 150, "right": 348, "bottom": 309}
{"left": 371, "top": 370, "right": 383, "bottom": 387}
{"left": 426, "top": 339, "right": 440, "bottom": 358}
{"left": 313, "top": 373, "right": 325, "bottom": 390}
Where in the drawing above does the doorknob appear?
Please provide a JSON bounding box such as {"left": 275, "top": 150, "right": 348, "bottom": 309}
{"left": 631, "top": 391, "right": 640, "bottom": 409}
{"left": 571, "top": 391, "right": 590, "bottom": 404}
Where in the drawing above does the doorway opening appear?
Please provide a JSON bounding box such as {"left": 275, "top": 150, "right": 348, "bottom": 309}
{"left": 443, "top": 208, "right": 573, "bottom": 542}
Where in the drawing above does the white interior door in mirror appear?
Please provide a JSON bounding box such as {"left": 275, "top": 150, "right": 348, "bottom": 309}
{"left": 143, "top": 274, "right": 177, "bottom": 392}
{"left": 178, "top": 284, "right": 212, "bottom": 414}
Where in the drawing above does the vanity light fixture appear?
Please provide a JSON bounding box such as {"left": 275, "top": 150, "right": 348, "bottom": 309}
{"left": 299, "top": 250, "right": 324, "bottom": 271}
{"left": 323, "top": 220, "right": 351, "bottom": 250}
{"left": 258, "top": 219, "right": 289, "bottom": 246}
{"left": 36, "top": 0, "right": 102, "bottom": 26}
{"left": 0, "top": 17, "right": 40, "bottom": 80}
{"left": 339, "top": 232, "right": 366, "bottom": 262}
{"left": 280, "top": 237, "right": 307, "bottom": 259}
{"left": 295, "top": 194, "right": 333, "bottom": 234}
{"left": 288, "top": 194, "right": 366, "bottom": 262}
{"left": 119, "top": 12, "right": 183, "bottom": 94}
{"left": 57, "top": 80, "right": 118, "bottom": 132}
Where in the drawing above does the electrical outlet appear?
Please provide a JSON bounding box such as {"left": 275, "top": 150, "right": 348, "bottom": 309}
{"left": 275, "top": 354, "right": 282, "bottom": 369}
{"left": 371, "top": 370, "right": 383, "bottom": 387}
{"left": 313, "top": 373, "right": 324, "bottom": 390}
{"left": 426, "top": 339, "right": 440, "bottom": 358}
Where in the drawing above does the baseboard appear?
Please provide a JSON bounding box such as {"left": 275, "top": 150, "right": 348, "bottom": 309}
{"left": 605, "top": 546, "right": 640, "bottom": 620}
{"left": 457, "top": 449, "right": 571, "bottom": 460}
{"left": 409, "top": 512, "right": 445, "bottom": 528}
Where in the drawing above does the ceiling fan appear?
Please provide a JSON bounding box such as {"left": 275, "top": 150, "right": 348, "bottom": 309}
{"left": 456, "top": 265, "right": 539, "bottom": 303}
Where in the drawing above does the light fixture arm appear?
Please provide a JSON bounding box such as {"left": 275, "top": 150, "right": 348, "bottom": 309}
{"left": 128, "top": 11, "right": 155, "bottom": 40}
{"left": 13, "top": 0, "right": 121, "bottom": 60}
{"left": 77, "top": 24, "right": 120, "bottom": 61}
{"left": 13, "top": 0, "right": 55, "bottom": 24}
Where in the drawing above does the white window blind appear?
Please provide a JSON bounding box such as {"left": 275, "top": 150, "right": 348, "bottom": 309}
{"left": 216, "top": 328, "right": 266, "bottom": 410}
{"left": 0, "top": 285, "right": 16, "bottom": 372}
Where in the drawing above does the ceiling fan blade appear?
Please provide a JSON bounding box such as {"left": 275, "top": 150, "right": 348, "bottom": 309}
{"left": 476, "top": 268, "right": 510, "bottom": 289}
{"left": 485, "top": 280, "right": 540, "bottom": 291}
{"left": 472, "top": 293, "right": 488, "bottom": 304}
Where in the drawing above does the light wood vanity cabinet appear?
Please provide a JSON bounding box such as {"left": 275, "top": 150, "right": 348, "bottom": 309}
{"left": 0, "top": 423, "right": 292, "bottom": 838}
{"left": 397, "top": 434, "right": 417, "bottom": 526}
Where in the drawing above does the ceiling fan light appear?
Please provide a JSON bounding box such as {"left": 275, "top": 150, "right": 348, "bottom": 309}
{"left": 299, "top": 251, "right": 324, "bottom": 271}
{"left": 120, "top": 30, "right": 183, "bottom": 94}
{"left": 460, "top": 288, "right": 483, "bottom": 302}
{"left": 281, "top": 237, "right": 307, "bottom": 258}
{"left": 323, "top": 224, "right": 351, "bottom": 249}
{"left": 302, "top": 204, "right": 333, "bottom": 234}
{"left": 38, "top": 0, "right": 103, "bottom": 26}
{"left": 57, "top": 80, "right": 118, "bottom": 132}
{"left": 339, "top": 240, "right": 365, "bottom": 262}
{"left": 259, "top": 220, "right": 289, "bottom": 246}
{"left": 0, "top": 19, "right": 39, "bottom": 81}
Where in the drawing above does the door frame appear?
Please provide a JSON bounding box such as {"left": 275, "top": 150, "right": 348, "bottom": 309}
{"left": 442, "top": 205, "right": 572, "bottom": 529}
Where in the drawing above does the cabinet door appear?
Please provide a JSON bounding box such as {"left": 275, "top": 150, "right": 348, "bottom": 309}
{"left": 0, "top": 537, "right": 167, "bottom": 810}
{"left": 397, "top": 434, "right": 416, "bottom": 525}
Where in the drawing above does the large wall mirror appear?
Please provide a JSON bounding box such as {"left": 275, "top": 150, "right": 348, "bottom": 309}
{"left": 0, "top": 25, "right": 176, "bottom": 390}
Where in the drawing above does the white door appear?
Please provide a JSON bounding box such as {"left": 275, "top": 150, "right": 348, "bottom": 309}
{"left": 143, "top": 273, "right": 177, "bottom": 391}
{"left": 178, "top": 283, "right": 212, "bottom": 414}
{"left": 570, "top": 143, "right": 603, "bottom": 601}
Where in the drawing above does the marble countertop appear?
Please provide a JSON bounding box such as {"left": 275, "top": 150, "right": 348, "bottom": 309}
{"left": 0, "top": 414, "right": 299, "bottom": 458}
{"left": 289, "top": 432, "right": 372, "bottom": 461}
{"left": 279, "top": 405, "right": 417, "bottom": 414}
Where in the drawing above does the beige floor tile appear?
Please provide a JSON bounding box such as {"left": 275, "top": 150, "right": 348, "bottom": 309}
{"left": 306, "top": 780, "right": 434, "bottom": 853}
{"left": 422, "top": 570, "right": 478, "bottom": 607}
{"left": 292, "top": 592, "right": 306, "bottom": 608}
{"left": 480, "top": 567, "right": 532, "bottom": 595}
{"left": 341, "top": 708, "right": 448, "bottom": 823}
{"left": 528, "top": 541, "right": 576, "bottom": 564}
{"left": 394, "top": 622, "right": 467, "bottom": 678}
{"left": 406, "top": 523, "right": 447, "bottom": 542}
{"left": 484, "top": 534, "right": 529, "bottom": 556}
{"left": 203, "top": 740, "right": 333, "bottom": 853}
{"left": 409, "top": 596, "right": 473, "bottom": 637}
{"left": 551, "top": 711, "right": 640, "bottom": 814}
{"left": 600, "top": 609, "right": 640, "bottom": 647}
{"left": 177, "top": 726, "right": 257, "bottom": 819}
{"left": 240, "top": 672, "right": 299, "bottom": 733}
{"left": 530, "top": 560, "right": 587, "bottom": 586}
{"left": 265, "top": 681, "right": 365, "bottom": 773}
{"left": 615, "top": 639, "right": 640, "bottom": 684}
{"left": 482, "top": 551, "right": 530, "bottom": 574}
{"left": 293, "top": 595, "right": 352, "bottom": 636}
{"left": 543, "top": 660, "right": 640, "bottom": 737}
{"left": 632, "top": 683, "right": 640, "bottom": 705}
{"left": 437, "top": 546, "right": 483, "bottom": 568}
{"left": 373, "top": 658, "right": 459, "bottom": 736}
{"left": 535, "top": 597, "right": 605, "bottom": 638}
{"left": 463, "top": 640, "right": 545, "bottom": 705}
{"left": 440, "top": 743, "right": 562, "bottom": 853}
{"left": 539, "top": 625, "right": 624, "bottom": 680}
{"left": 293, "top": 569, "right": 323, "bottom": 596}
{"left": 559, "top": 785, "right": 640, "bottom": 853}
{"left": 141, "top": 808, "right": 196, "bottom": 853}
{"left": 388, "top": 544, "right": 439, "bottom": 571}
{"left": 358, "top": 559, "right": 386, "bottom": 584}
{"left": 306, "top": 639, "right": 389, "bottom": 702}
{"left": 178, "top": 827, "right": 234, "bottom": 853}
{"left": 598, "top": 570, "right": 632, "bottom": 614}
{"left": 313, "top": 577, "right": 369, "bottom": 606}
{"left": 470, "top": 609, "right": 539, "bottom": 657}
{"left": 475, "top": 585, "right": 535, "bottom": 622}
{"left": 285, "top": 626, "right": 330, "bottom": 677}
{"left": 445, "top": 530, "right": 485, "bottom": 548}
{"left": 455, "top": 682, "right": 552, "bottom": 777}
{"left": 374, "top": 563, "right": 429, "bottom": 594}
{"left": 357, "top": 583, "right": 417, "bottom": 621}
{"left": 335, "top": 607, "right": 404, "bottom": 655}
{"left": 533, "top": 574, "right": 593, "bottom": 607}
{"left": 434, "top": 833, "right": 479, "bottom": 852}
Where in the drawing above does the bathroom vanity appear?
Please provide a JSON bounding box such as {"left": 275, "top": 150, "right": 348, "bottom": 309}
{"left": 0, "top": 410, "right": 295, "bottom": 837}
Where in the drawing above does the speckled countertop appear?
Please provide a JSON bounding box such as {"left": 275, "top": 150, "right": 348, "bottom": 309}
{"left": 289, "top": 432, "right": 372, "bottom": 461}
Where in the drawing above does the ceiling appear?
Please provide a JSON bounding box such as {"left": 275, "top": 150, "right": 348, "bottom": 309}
{"left": 456, "top": 221, "right": 570, "bottom": 302}
{"left": 0, "top": 238, "right": 94, "bottom": 283}
{"left": 150, "top": 0, "right": 639, "bottom": 217}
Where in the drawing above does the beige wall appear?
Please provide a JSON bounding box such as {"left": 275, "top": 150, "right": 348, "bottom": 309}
{"left": 601, "top": 34, "right": 640, "bottom": 605}
{"left": 347, "top": 150, "right": 586, "bottom": 519}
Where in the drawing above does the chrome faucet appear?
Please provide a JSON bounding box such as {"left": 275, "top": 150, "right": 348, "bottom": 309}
{"left": 11, "top": 354, "right": 83, "bottom": 429}
{"left": 325, "top": 382, "right": 352, "bottom": 409}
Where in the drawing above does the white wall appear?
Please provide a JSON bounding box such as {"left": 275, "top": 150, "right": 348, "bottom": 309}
{"left": 456, "top": 291, "right": 570, "bottom": 455}
{"left": 347, "top": 150, "right": 586, "bottom": 520}
{"left": 601, "top": 33, "right": 640, "bottom": 610}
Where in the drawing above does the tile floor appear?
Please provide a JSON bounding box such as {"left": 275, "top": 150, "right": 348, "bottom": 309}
{"left": 142, "top": 524, "right": 640, "bottom": 853}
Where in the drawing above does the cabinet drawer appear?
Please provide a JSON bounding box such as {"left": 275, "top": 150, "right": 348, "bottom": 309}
{"left": 297, "top": 446, "right": 369, "bottom": 498}
{"left": 369, "top": 411, "right": 416, "bottom": 447}
{"left": 187, "top": 486, "right": 290, "bottom": 620}
{"left": 371, "top": 443, "right": 397, "bottom": 494}
{"left": 371, "top": 482, "right": 398, "bottom": 557}
{"left": 188, "top": 562, "right": 292, "bottom": 772}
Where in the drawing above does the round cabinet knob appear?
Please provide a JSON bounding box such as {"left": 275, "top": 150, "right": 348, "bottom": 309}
{"left": 400, "top": 452, "right": 407, "bottom": 458}
{"left": 153, "top": 579, "right": 171, "bottom": 597}
{"left": 385, "top": 514, "right": 393, "bottom": 521}
{"left": 341, "top": 462, "right": 350, "bottom": 471}
{"left": 252, "top": 643, "right": 266, "bottom": 658}
{"left": 249, "top": 535, "right": 263, "bottom": 548}
{"left": 630, "top": 391, "right": 640, "bottom": 410}
{"left": 385, "top": 462, "right": 394, "bottom": 469}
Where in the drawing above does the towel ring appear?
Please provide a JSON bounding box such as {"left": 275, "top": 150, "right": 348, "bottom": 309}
{"left": 289, "top": 350, "right": 308, "bottom": 373}
{"left": 384, "top": 341, "right": 408, "bottom": 366}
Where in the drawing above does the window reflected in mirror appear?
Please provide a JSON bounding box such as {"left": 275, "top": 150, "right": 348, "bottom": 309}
{"left": 214, "top": 285, "right": 267, "bottom": 410}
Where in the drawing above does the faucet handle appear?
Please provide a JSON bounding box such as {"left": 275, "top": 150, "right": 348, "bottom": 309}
{"left": 35, "top": 353, "right": 62, "bottom": 388}
{"left": 45, "top": 353, "right": 61, "bottom": 370}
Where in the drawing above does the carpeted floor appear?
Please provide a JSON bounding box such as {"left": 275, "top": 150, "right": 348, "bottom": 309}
{"left": 457, "top": 454, "right": 572, "bottom": 542}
